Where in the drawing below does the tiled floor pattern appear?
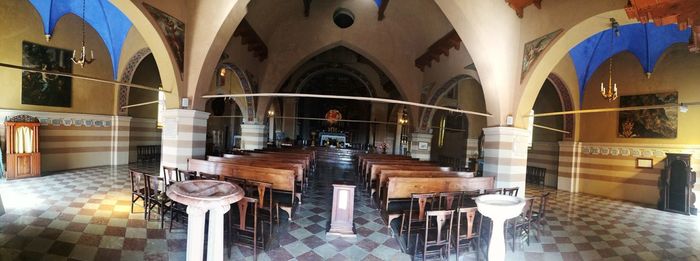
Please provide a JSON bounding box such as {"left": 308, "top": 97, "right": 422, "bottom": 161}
{"left": 0, "top": 162, "right": 699, "bottom": 260}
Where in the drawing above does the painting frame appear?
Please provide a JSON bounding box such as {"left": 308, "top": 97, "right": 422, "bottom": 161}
{"left": 617, "top": 92, "right": 678, "bottom": 139}
{"left": 21, "top": 41, "right": 73, "bottom": 107}
{"left": 143, "top": 3, "right": 185, "bottom": 79}
{"left": 636, "top": 158, "right": 654, "bottom": 169}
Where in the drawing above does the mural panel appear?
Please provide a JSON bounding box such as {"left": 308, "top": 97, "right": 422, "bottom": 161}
{"left": 22, "top": 41, "right": 72, "bottom": 107}
{"left": 618, "top": 92, "right": 677, "bottom": 138}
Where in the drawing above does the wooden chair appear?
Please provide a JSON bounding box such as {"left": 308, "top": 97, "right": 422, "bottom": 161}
{"left": 461, "top": 190, "right": 481, "bottom": 208}
{"left": 199, "top": 172, "right": 219, "bottom": 180}
{"left": 129, "top": 170, "right": 148, "bottom": 219}
{"left": 503, "top": 187, "right": 519, "bottom": 197}
{"left": 400, "top": 193, "right": 436, "bottom": 247}
{"left": 508, "top": 198, "right": 534, "bottom": 251}
{"left": 230, "top": 197, "right": 264, "bottom": 261}
{"left": 414, "top": 210, "right": 454, "bottom": 261}
{"left": 244, "top": 180, "right": 274, "bottom": 244}
{"left": 482, "top": 188, "right": 503, "bottom": 195}
{"left": 531, "top": 192, "right": 551, "bottom": 242}
{"left": 162, "top": 166, "right": 179, "bottom": 187}
{"left": 453, "top": 207, "right": 482, "bottom": 260}
{"left": 436, "top": 191, "right": 462, "bottom": 211}
{"left": 179, "top": 170, "right": 198, "bottom": 180}
{"left": 144, "top": 173, "right": 170, "bottom": 229}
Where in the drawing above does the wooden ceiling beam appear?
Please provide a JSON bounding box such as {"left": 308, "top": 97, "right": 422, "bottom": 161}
{"left": 625, "top": 0, "right": 700, "bottom": 53}
{"left": 414, "top": 29, "right": 462, "bottom": 71}
{"left": 505, "top": 0, "right": 542, "bottom": 18}
{"left": 233, "top": 18, "right": 268, "bottom": 61}
{"left": 378, "top": 0, "right": 390, "bottom": 21}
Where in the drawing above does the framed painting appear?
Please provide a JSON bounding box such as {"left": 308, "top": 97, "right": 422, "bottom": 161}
{"left": 618, "top": 92, "right": 678, "bottom": 138}
{"left": 21, "top": 41, "right": 72, "bottom": 107}
{"left": 144, "top": 3, "right": 185, "bottom": 78}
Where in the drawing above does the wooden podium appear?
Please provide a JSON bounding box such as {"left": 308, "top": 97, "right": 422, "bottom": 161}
{"left": 4, "top": 115, "right": 41, "bottom": 179}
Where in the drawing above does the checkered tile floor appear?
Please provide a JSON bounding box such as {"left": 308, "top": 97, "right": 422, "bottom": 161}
{"left": 1, "top": 163, "right": 699, "bottom": 260}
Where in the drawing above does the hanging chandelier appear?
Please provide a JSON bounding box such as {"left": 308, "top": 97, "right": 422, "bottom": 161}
{"left": 71, "top": 0, "right": 95, "bottom": 67}
{"left": 601, "top": 18, "right": 619, "bottom": 102}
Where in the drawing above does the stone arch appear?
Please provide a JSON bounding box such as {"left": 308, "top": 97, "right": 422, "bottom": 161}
{"left": 217, "top": 63, "right": 256, "bottom": 123}
{"left": 419, "top": 72, "right": 480, "bottom": 131}
{"left": 293, "top": 65, "right": 377, "bottom": 97}
{"left": 547, "top": 73, "right": 575, "bottom": 139}
{"left": 515, "top": 8, "right": 633, "bottom": 126}
{"left": 110, "top": 0, "right": 184, "bottom": 108}
{"left": 118, "top": 48, "right": 152, "bottom": 115}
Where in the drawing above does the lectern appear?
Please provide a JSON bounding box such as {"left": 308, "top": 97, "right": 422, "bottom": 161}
{"left": 4, "top": 115, "right": 41, "bottom": 179}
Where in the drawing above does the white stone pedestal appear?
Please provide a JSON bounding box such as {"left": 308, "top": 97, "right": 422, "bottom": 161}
{"left": 167, "top": 180, "right": 244, "bottom": 261}
{"left": 475, "top": 194, "right": 525, "bottom": 261}
{"left": 327, "top": 182, "right": 356, "bottom": 239}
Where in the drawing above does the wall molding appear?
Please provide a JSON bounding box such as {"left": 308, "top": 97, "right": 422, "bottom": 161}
{"left": 0, "top": 109, "right": 114, "bottom": 128}
{"left": 580, "top": 142, "right": 700, "bottom": 158}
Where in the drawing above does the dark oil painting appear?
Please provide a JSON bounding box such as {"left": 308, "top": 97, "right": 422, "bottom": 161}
{"left": 22, "top": 41, "right": 72, "bottom": 107}
{"left": 144, "top": 3, "right": 185, "bottom": 78}
{"left": 618, "top": 92, "right": 677, "bottom": 138}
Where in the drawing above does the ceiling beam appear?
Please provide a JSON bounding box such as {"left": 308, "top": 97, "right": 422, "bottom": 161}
{"left": 505, "top": 0, "right": 542, "bottom": 18}
{"left": 414, "top": 30, "right": 462, "bottom": 71}
{"left": 625, "top": 0, "right": 700, "bottom": 53}
{"left": 233, "top": 19, "right": 268, "bottom": 61}
{"left": 303, "top": 0, "right": 311, "bottom": 17}
{"left": 378, "top": 0, "right": 390, "bottom": 21}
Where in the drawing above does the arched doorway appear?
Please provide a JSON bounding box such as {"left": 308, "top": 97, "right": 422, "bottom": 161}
{"left": 126, "top": 53, "right": 162, "bottom": 163}
{"left": 431, "top": 110, "right": 469, "bottom": 170}
{"left": 526, "top": 79, "right": 565, "bottom": 188}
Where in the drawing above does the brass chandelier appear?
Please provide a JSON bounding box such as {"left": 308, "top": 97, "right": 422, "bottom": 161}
{"left": 71, "top": 0, "right": 95, "bottom": 67}
{"left": 601, "top": 18, "right": 619, "bottom": 102}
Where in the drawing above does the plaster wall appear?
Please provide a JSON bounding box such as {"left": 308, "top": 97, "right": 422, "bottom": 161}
{"left": 574, "top": 46, "right": 700, "bottom": 205}
{"left": 0, "top": 0, "right": 115, "bottom": 115}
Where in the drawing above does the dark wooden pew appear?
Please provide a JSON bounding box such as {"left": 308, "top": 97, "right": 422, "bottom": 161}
{"left": 187, "top": 159, "right": 298, "bottom": 221}
{"left": 380, "top": 176, "right": 494, "bottom": 225}
{"left": 374, "top": 170, "right": 474, "bottom": 207}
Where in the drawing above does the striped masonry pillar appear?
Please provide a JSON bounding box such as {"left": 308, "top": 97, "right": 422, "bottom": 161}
{"left": 557, "top": 141, "right": 582, "bottom": 192}
{"left": 241, "top": 123, "right": 266, "bottom": 150}
{"left": 410, "top": 132, "right": 432, "bottom": 161}
{"left": 161, "top": 109, "right": 210, "bottom": 171}
{"left": 482, "top": 127, "right": 529, "bottom": 196}
{"left": 110, "top": 116, "right": 132, "bottom": 166}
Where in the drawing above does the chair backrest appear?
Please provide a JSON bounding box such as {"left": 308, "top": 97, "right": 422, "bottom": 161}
{"left": 522, "top": 198, "right": 535, "bottom": 219}
{"left": 163, "top": 166, "right": 179, "bottom": 186}
{"left": 220, "top": 175, "right": 246, "bottom": 188}
{"left": 483, "top": 188, "right": 503, "bottom": 195}
{"left": 456, "top": 207, "right": 480, "bottom": 240}
{"left": 437, "top": 191, "right": 462, "bottom": 211}
{"left": 178, "top": 170, "right": 198, "bottom": 180}
{"left": 538, "top": 192, "right": 551, "bottom": 219}
{"left": 503, "top": 187, "right": 519, "bottom": 197}
{"left": 144, "top": 173, "right": 164, "bottom": 197}
{"left": 410, "top": 193, "right": 436, "bottom": 221}
{"left": 199, "top": 172, "right": 219, "bottom": 180}
{"left": 424, "top": 210, "right": 454, "bottom": 245}
{"left": 461, "top": 190, "right": 481, "bottom": 207}
{"left": 236, "top": 197, "right": 258, "bottom": 231}
{"left": 129, "top": 170, "right": 145, "bottom": 194}
{"left": 246, "top": 180, "right": 273, "bottom": 209}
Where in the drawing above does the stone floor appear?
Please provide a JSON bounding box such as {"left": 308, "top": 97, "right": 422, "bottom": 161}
{"left": 0, "top": 162, "right": 699, "bottom": 260}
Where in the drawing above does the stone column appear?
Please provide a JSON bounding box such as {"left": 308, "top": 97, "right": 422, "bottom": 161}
{"left": 282, "top": 98, "right": 297, "bottom": 139}
{"left": 110, "top": 116, "right": 132, "bottom": 166}
{"left": 161, "top": 110, "right": 210, "bottom": 171}
{"left": 240, "top": 123, "right": 266, "bottom": 150}
{"left": 410, "top": 132, "right": 433, "bottom": 161}
{"left": 207, "top": 205, "right": 230, "bottom": 261}
{"left": 186, "top": 206, "right": 207, "bottom": 261}
{"left": 557, "top": 141, "right": 582, "bottom": 192}
{"left": 482, "top": 127, "right": 529, "bottom": 194}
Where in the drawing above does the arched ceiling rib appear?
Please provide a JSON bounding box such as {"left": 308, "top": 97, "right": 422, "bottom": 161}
{"left": 569, "top": 23, "right": 690, "bottom": 101}
{"left": 28, "top": 0, "right": 132, "bottom": 78}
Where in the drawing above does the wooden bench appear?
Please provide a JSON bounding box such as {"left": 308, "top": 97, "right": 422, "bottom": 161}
{"left": 357, "top": 154, "right": 412, "bottom": 174}
{"left": 187, "top": 159, "right": 298, "bottom": 221}
{"left": 374, "top": 170, "right": 474, "bottom": 207}
{"left": 364, "top": 161, "right": 436, "bottom": 189}
{"left": 381, "top": 176, "right": 494, "bottom": 225}
{"left": 367, "top": 164, "right": 447, "bottom": 194}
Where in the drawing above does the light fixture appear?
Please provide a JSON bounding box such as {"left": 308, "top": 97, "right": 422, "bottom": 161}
{"left": 219, "top": 67, "right": 227, "bottom": 77}
{"left": 601, "top": 18, "right": 619, "bottom": 102}
{"left": 71, "top": 0, "right": 95, "bottom": 67}
{"left": 680, "top": 103, "right": 689, "bottom": 113}
{"left": 399, "top": 109, "right": 408, "bottom": 125}
{"left": 267, "top": 110, "right": 275, "bottom": 117}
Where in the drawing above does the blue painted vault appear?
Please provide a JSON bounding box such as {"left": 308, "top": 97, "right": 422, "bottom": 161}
{"left": 569, "top": 23, "right": 690, "bottom": 103}
{"left": 27, "top": 0, "right": 132, "bottom": 79}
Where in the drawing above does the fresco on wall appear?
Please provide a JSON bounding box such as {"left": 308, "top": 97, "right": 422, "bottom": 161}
{"left": 144, "top": 3, "right": 185, "bottom": 78}
{"left": 21, "top": 41, "right": 72, "bottom": 107}
{"left": 521, "top": 29, "right": 562, "bottom": 81}
{"left": 618, "top": 92, "right": 678, "bottom": 138}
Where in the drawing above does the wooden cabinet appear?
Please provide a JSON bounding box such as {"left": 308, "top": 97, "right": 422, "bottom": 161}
{"left": 658, "top": 153, "right": 697, "bottom": 215}
{"left": 4, "top": 115, "right": 41, "bottom": 179}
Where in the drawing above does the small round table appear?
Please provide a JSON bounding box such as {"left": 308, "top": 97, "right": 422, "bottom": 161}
{"left": 167, "top": 180, "right": 244, "bottom": 261}
{"left": 475, "top": 194, "right": 526, "bottom": 261}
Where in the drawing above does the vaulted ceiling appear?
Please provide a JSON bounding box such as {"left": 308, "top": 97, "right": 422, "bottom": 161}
{"left": 27, "top": 0, "right": 132, "bottom": 78}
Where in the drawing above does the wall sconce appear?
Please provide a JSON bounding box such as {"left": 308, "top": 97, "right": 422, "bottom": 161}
{"left": 680, "top": 103, "right": 689, "bottom": 113}
{"left": 219, "top": 67, "right": 227, "bottom": 77}
{"left": 268, "top": 110, "right": 275, "bottom": 117}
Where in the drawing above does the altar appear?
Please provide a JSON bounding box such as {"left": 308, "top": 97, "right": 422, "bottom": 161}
{"left": 320, "top": 132, "right": 347, "bottom": 144}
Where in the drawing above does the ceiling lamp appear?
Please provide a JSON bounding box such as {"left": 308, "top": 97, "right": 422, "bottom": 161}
{"left": 601, "top": 18, "right": 619, "bottom": 102}
{"left": 71, "top": 0, "right": 95, "bottom": 67}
